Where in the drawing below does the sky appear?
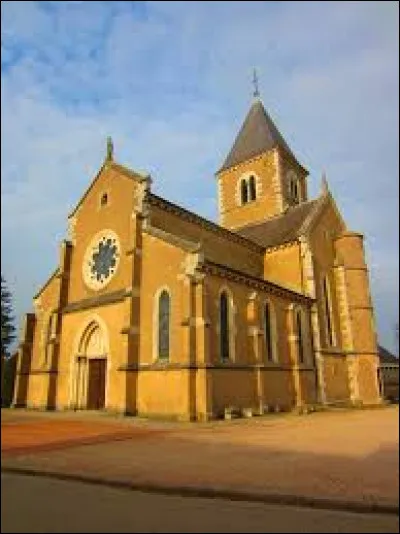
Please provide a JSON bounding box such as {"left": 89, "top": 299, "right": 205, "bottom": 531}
{"left": 1, "top": 1, "right": 399, "bottom": 355}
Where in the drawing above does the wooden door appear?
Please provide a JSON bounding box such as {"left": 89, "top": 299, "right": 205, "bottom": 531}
{"left": 87, "top": 358, "right": 106, "bottom": 410}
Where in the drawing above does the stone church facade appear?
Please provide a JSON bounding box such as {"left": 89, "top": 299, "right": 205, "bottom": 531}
{"left": 13, "top": 95, "right": 382, "bottom": 420}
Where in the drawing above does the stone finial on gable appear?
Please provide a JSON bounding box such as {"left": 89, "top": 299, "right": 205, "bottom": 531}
{"left": 321, "top": 171, "right": 329, "bottom": 195}
{"left": 106, "top": 136, "right": 114, "bottom": 161}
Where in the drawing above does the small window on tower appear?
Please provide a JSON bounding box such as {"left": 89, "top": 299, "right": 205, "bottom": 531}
{"left": 287, "top": 172, "right": 300, "bottom": 205}
{"left": 249, "top": 176, "right": 256, "bottom": 201}
{"left": 241, "top": 179, "right": 248, "bottom": 205}
{"left": 293, "top": 180, "right": 299, "bottom": 204}
{"left": 100, "top": 193, "right": 108, "bottom": 207}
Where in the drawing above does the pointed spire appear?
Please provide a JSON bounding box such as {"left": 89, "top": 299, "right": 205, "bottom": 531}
{"left": 106, "top": 136, "right": 114, "bottom": 161}
{"left": 218, "top": 99, "right": 297, "bottom": 173}
{"left": 321, "top": 171, "right": 329, "bottom": 195}
{"left": 252, "top": 68, "right": 260, "bottom": 99}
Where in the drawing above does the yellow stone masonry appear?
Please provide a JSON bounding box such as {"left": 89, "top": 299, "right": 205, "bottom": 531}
{"left": 13, "top": 99, "right": 382, "bottom": 419}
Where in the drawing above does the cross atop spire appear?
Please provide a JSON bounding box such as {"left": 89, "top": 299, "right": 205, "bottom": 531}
{"left": 252, "top": 68, "right": 260, "bottom": 99}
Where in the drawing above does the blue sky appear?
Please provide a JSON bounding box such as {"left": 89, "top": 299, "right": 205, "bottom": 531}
{"left": 1, "top": 1, "right": 399, "bottom": 354}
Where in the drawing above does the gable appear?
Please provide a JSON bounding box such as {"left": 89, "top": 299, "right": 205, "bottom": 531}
{"left": 67, "top": 161, "right": 149, "bottom": 248}
{"left": 68, "top": 161, "right": 148, "bottom": 219}
{"left": 300, "top": 192, "right": 346, "bottom": 239}
{"left": 66, "top": 162, "right": 149, "bottom": 304}
{"left": 306, "top": 193, "right": 347, "bottom": 276}
{"left": 33, "top": 268, "right": 60, "bottom": 300}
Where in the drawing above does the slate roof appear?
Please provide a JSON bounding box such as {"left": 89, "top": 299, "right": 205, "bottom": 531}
{"left": 218, "top": 98, "right": 298, "bottom": 173}
{"left": 378, "top": 345, "right": 399, "bottom": 365}
{"left": 235, "top": 198, "right": 321, "bottom": 248}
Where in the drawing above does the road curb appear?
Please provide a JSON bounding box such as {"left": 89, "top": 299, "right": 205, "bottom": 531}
{"left": 2, "top": 465, "right": 399, "bottom": 517}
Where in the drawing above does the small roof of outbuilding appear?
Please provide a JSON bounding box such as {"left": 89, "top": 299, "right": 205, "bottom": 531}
{"left": 378, "top": 345, "right": 399, "bottom": 365}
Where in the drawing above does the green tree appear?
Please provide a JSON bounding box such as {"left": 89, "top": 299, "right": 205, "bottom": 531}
{"left": 1, "top": 275, "right": 16, "bottom": 357}
{"left": 2, "top": 354, "right": 17, "bottom": 407}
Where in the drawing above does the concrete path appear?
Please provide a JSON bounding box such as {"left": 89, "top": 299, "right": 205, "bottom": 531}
{"left": 2, "top": 473, "right": 399, "bottom": 533}
{"left": 1, "top": 406, "right": 399, "bottom": 514}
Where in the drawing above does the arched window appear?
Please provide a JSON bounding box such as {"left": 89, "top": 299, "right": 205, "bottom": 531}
{"left": 158, "top": 290, "right": 170, "bottom": 360}
{"left": 295, "top": 309, "right": 305, "bottom": 364}
{"left": 241, "top": 179, "right": 248, "bottom": 205}
{"left": 249, "top": 175, "right": 256, "bottom": 201}
{"left": 264, "top": 302, "right": 273, "bottom": 361}
{"left": 220, "top": 291, "right": 230, "bottom": 361}
{"left": 323, "top": 276, "right": 335, "bottom": 346}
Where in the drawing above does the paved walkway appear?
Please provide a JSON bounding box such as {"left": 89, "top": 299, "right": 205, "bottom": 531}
{"left": 1, "top": 406, "right": 399, "bottom": 514}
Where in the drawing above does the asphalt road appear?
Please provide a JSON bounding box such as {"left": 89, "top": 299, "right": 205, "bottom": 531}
{"left": 1, "top": 473, "right": 398, "bottom": 533}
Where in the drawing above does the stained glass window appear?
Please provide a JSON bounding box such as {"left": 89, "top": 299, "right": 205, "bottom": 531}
{"left": 158, "top": 290, "right": 170, "bottom": 360}
{"left": 296, "top": 310, "right": 304, "bottom": 364}
{"left": 89, "top": 237, "right": 118, "bottom": 283}
{"left": 44, "top": 314, "right": 54, "bottom": 366}
{"left": 264, "top": 302, "right": 273, "bottom": 361}
{"left": 323, "top": 277, "right": 334, "bottom": 346}
{"left": 220, "top": 292, "right": 230, "bottom": 361}
{"left": 83, "top": 231, "right": 121, "bottom": 291}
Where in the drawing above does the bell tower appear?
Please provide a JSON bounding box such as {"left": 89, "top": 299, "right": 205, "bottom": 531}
{"left": 216, "top": 77, "right": 309, "bottom": 230}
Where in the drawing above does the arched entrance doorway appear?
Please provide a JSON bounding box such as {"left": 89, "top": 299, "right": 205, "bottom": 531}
{"left": 73, "top": 321, "right": 108, "bottom": 410}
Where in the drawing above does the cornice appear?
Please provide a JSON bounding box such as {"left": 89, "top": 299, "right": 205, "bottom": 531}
{"left": 29, "top": 369, "right": 58, "bottom": 375}
{"left": 118, "top": 362, "right": 297, "bottom": 371}
{"left": 215, "top": 151, "right": 267, "bottom": 176}
{"left": 62, "top": 288, "right": 131, "bottom": 314}
{"left": 143, "top": 222, "right": 201, "bottom": 253}
{"left": 264, "top": 240, "right": 299, "bottom": 254}
{"left": 201, "top": 259, "right": 313, "bottom": 304}
{"left": 147, "top": 193, "right": 264, "bottom": 253}
{"left": 216, "top": 145, "right": 308, "bottom": 177}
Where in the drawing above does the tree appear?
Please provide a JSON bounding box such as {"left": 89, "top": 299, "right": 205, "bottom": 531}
{"left": 1, "top": 275, "right": 16, "bottom": 357}
{"left": 2, "top": 354, "right": 17, "bottom": 407}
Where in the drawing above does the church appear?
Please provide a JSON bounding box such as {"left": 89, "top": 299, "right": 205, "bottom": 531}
{"left": 13, "top": 88, "right": 382, "bottom": 420}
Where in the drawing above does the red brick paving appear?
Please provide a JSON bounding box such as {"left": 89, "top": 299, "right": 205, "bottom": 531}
{"left": 1, "top": 418, "right": 170, "bottom": 457}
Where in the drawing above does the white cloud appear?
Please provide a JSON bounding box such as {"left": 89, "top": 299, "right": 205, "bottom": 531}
{"left": 1, "top": 0, "right": 398, "bottom": 354}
